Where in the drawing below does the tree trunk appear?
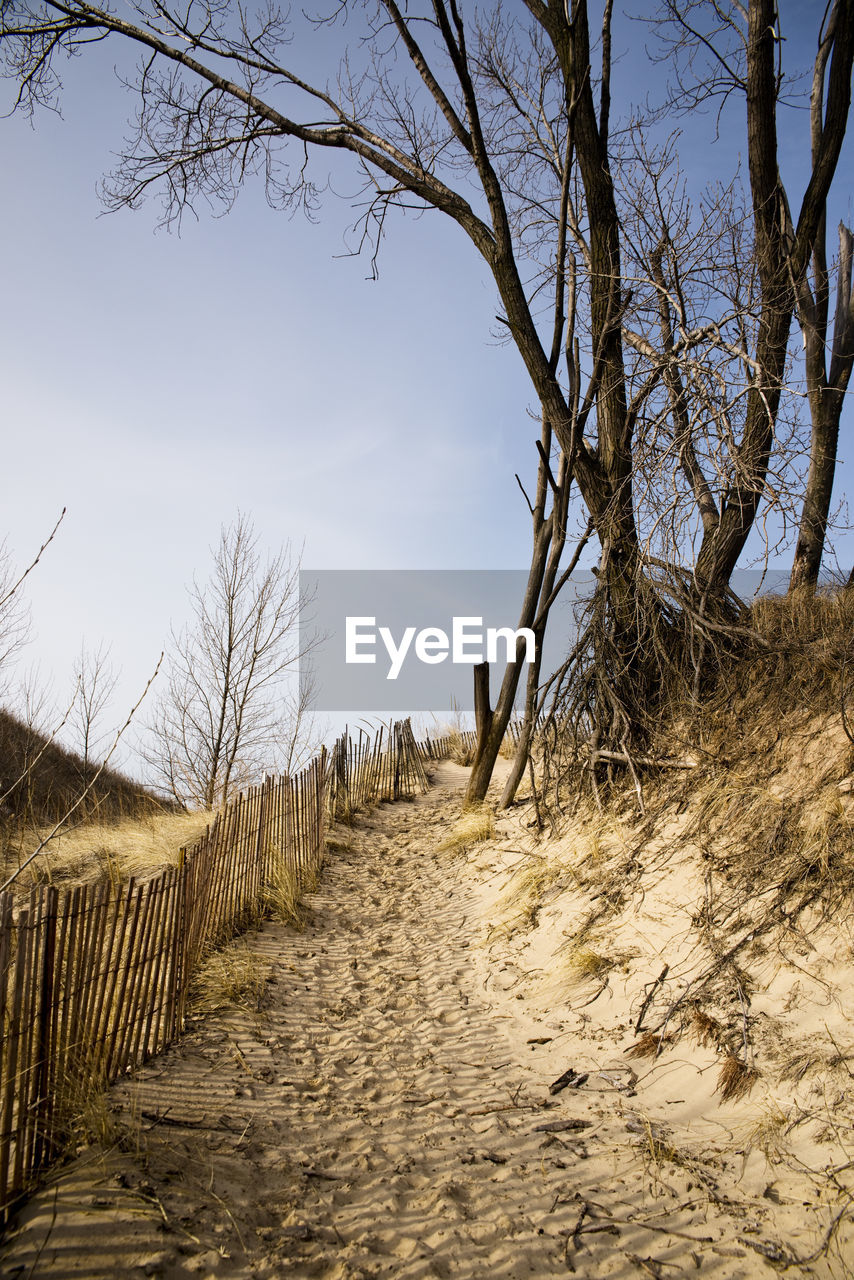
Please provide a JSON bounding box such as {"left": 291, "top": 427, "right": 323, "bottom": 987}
{"left": 499, "top": 636, "right": 542, "bottom": 809}
{"left": 790, "top": 395, "right": 844, "bottom": 592}
{"left": 790, "top": 226, "right": 854, "bottom": 593}
{"left": 465, "top": 668, "right": 520, "bottom": 808}
{"left": 473, "top": 661, "right": 492, "bottom": 753}
{"left": 464, "top": 521, "right": 553, "bottom": 807}
{"left": 696, "top": 0, "right": 854, "bottom": 599}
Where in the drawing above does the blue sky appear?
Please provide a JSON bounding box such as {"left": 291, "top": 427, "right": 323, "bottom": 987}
{"left": 1, "top": 0, "right": 851, "bottom": 772}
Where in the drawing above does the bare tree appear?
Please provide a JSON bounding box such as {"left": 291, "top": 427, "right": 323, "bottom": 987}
{"left": 145, "top": 514, "right": 308, "bottom": 808}
{"left": 790, "top": 220, "right": 854, "bottom": 593}
{"left": 278, "top": 664, "right": 324, "bottom": 778}
{"left": 69, "top": 641, "right": 119, "bottom": 772}
{"left": 2, "top": 2, "right": 852, "bottom": 781}
{"left": 784, "top": 4, "right": 854, "bottom": 592}
{"left": 653, "top": 0, "right": 854, "bottom": 594}
{"left": 613, "top": 131, "right": 812, "bottom": 585}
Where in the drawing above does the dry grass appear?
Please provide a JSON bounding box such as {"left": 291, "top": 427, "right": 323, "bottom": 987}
{"left": 438, "top": 806, "right": 495, "bottom": 852}
{"left": 776, "top": 1032, "right": 854, "bottom": 1084}
{"left": 189, "top": 938, "right": 270, "bottom": 1016}
{"left": 446, "top": 728, "right": 478, "bottom": 767}
{"left": 0, "top": 705, "right": 169, "bottom": 828}
{"left": 68, "top": 1074, "right": 126, "bottom": 1152}
{"left": 676, "top": 631, "right": 854, "bottom": 923}
{"left": 751, "top": 585, "right": 854, "bottom": 651}
{"left": 716, "top": 1053, "right": 759, "bottom": 1102}
{"left": 487, "top": 858, "right": 566, "bottom": 941}
{"left": 688, "top": 756, "right": 854, "bottom": 919}
{"left": 484, "top": 803, "right": 631, "bottom": 946}
{"left": 561, "top": 927, "right": 633, "bottom": 987}
{"left": 12, "top": 809, "right": 215, "bottom": 893}
{"left": 745, "top": 1101, "right": 792, "bottom": 1159}
{"left": 262, "top": 846, "right": 310, "bottom": 928}
{"left": 427, "top": 707, "right": 478, "bottom": 767}
{"left": 426, "top": 709, "right": 520, "bottom": 767}
{"left": 690, "top": 1007, "right": 726, "bottom": 1049}
{"left": 41, "top": 1042, "right": 131, "bottom": 1159}
{"left": 625, "top": 1030, "right": 673, "bottom": 1059}
{"left": 567, "top": 944, "right": 612, "bottom": 981}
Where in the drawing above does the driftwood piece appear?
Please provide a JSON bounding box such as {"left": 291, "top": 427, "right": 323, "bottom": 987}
{"left": 549, "top": 1068, "right": 589, "bottom": 1094}
{"left": 534, "top": 1117, "right": 592, "bottom": 1133}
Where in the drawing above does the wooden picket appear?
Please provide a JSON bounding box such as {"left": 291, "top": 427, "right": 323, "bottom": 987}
{"left": 0, "top": 718, "right": 435, "bottom": 1226}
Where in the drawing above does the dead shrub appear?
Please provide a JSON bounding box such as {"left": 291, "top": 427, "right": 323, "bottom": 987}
{"left": 626, "top": 1030, "right": 673, "bottom": 1060}
{"left": 716, "top": 1053, "right": 759, "bottom": 1102}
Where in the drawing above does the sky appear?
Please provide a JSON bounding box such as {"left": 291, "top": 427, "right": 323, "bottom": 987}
{"left": 1, "top": 0, "right": 852, "bottom": 777}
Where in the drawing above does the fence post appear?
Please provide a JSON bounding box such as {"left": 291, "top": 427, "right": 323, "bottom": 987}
{"left": 31, "top": 886, "right": 58, "bottom": 1174}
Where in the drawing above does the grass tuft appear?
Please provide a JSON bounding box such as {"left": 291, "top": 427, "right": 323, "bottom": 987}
{"left": 446, "top": 728, "right": 478, "bottom": 766}
{"left": 745, "top": 1101, "right": 791, "bottom": 1159}
{"left": 691, "top": 1007, "right": 726, "bottom": 1049}
{"left": 438, "top": 806, "right": 495, "bottom": 852}
{"left": 716, "top": 1053, "right": 759, "bottom": 1102}
{"left": 262, "top": 847, "right": 310, "bottom": 929}
{"left": 626, "top": 1030, "right": 672, "bottom": 1059}
{"left": 568, "top": 945, "right": 612, "bottom": 981}
{"left": 189, "top": 938, "right": 269, "bottom": 1016}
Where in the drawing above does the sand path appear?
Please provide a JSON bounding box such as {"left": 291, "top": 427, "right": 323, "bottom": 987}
{"left": 2, "top": 764, "right": 793, "bottom": 1278}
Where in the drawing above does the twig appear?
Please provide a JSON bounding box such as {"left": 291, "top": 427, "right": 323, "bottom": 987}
{"left": 578, "top": 978, "right": 609, "bottom": 1006}
{"left": 824, "top": 1022, "right": 854, "bottom": 1079}
{"left": 790, "top": 1194, "right": 854, "bottom": 1266}
{"left": 623, "top": 1254, "right": 672, "bottom": 1277}
{"left": 515, "top": 473, "right": 535, "bottom": 516}
{"left": 527, "top": 751, "right": 543, "bottom": 829}
{"left": 621, "top": 734, "right": 646, "bottom": 815}
{"left": 635, "top": 965, "right": 669, "bottom": 1034}
{"left": 652, "top": 881, "right": 826, "bottom": 1036}
{"left": 208, "top": 1183, "right": 246, "bottom": 1252}
{"left": 564, "top": 1199, "right": 589, "bottom": 1271}
{"left": 466, "top": 1103, "right": 542, "bottom": 1116}
{"left": 735, "top": 978, "right": 752, "bottom": 1067}
{"left": 0, "top": 508, "right": 66, "bottom": 611}
{"left": 595, "top": 1213, "right": 713, "bottom": 1243}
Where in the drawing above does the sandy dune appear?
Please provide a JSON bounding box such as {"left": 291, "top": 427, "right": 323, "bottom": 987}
{"left": 1, "top": 762, "right": 848, "bottom": 1278}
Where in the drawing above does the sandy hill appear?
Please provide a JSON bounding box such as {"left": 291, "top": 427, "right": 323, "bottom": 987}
{"left": 0, "top": 705, "right": 169, "bottom": 829}
{"left": 2, "top": 684, "right": 853, "bottom": 1276}
{"left": 2, "top": 594, "right": 854, "bottom": 1273}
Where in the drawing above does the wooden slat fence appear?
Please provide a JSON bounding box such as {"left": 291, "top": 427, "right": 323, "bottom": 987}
{"left": 420, "top": 717, "right": 525, "bottom": 764}
{"left": 0, "top": 717, "right": 429, "bottom": 1226}
{"left": 325, "top": 718, "right": 428, "bottom": 819}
